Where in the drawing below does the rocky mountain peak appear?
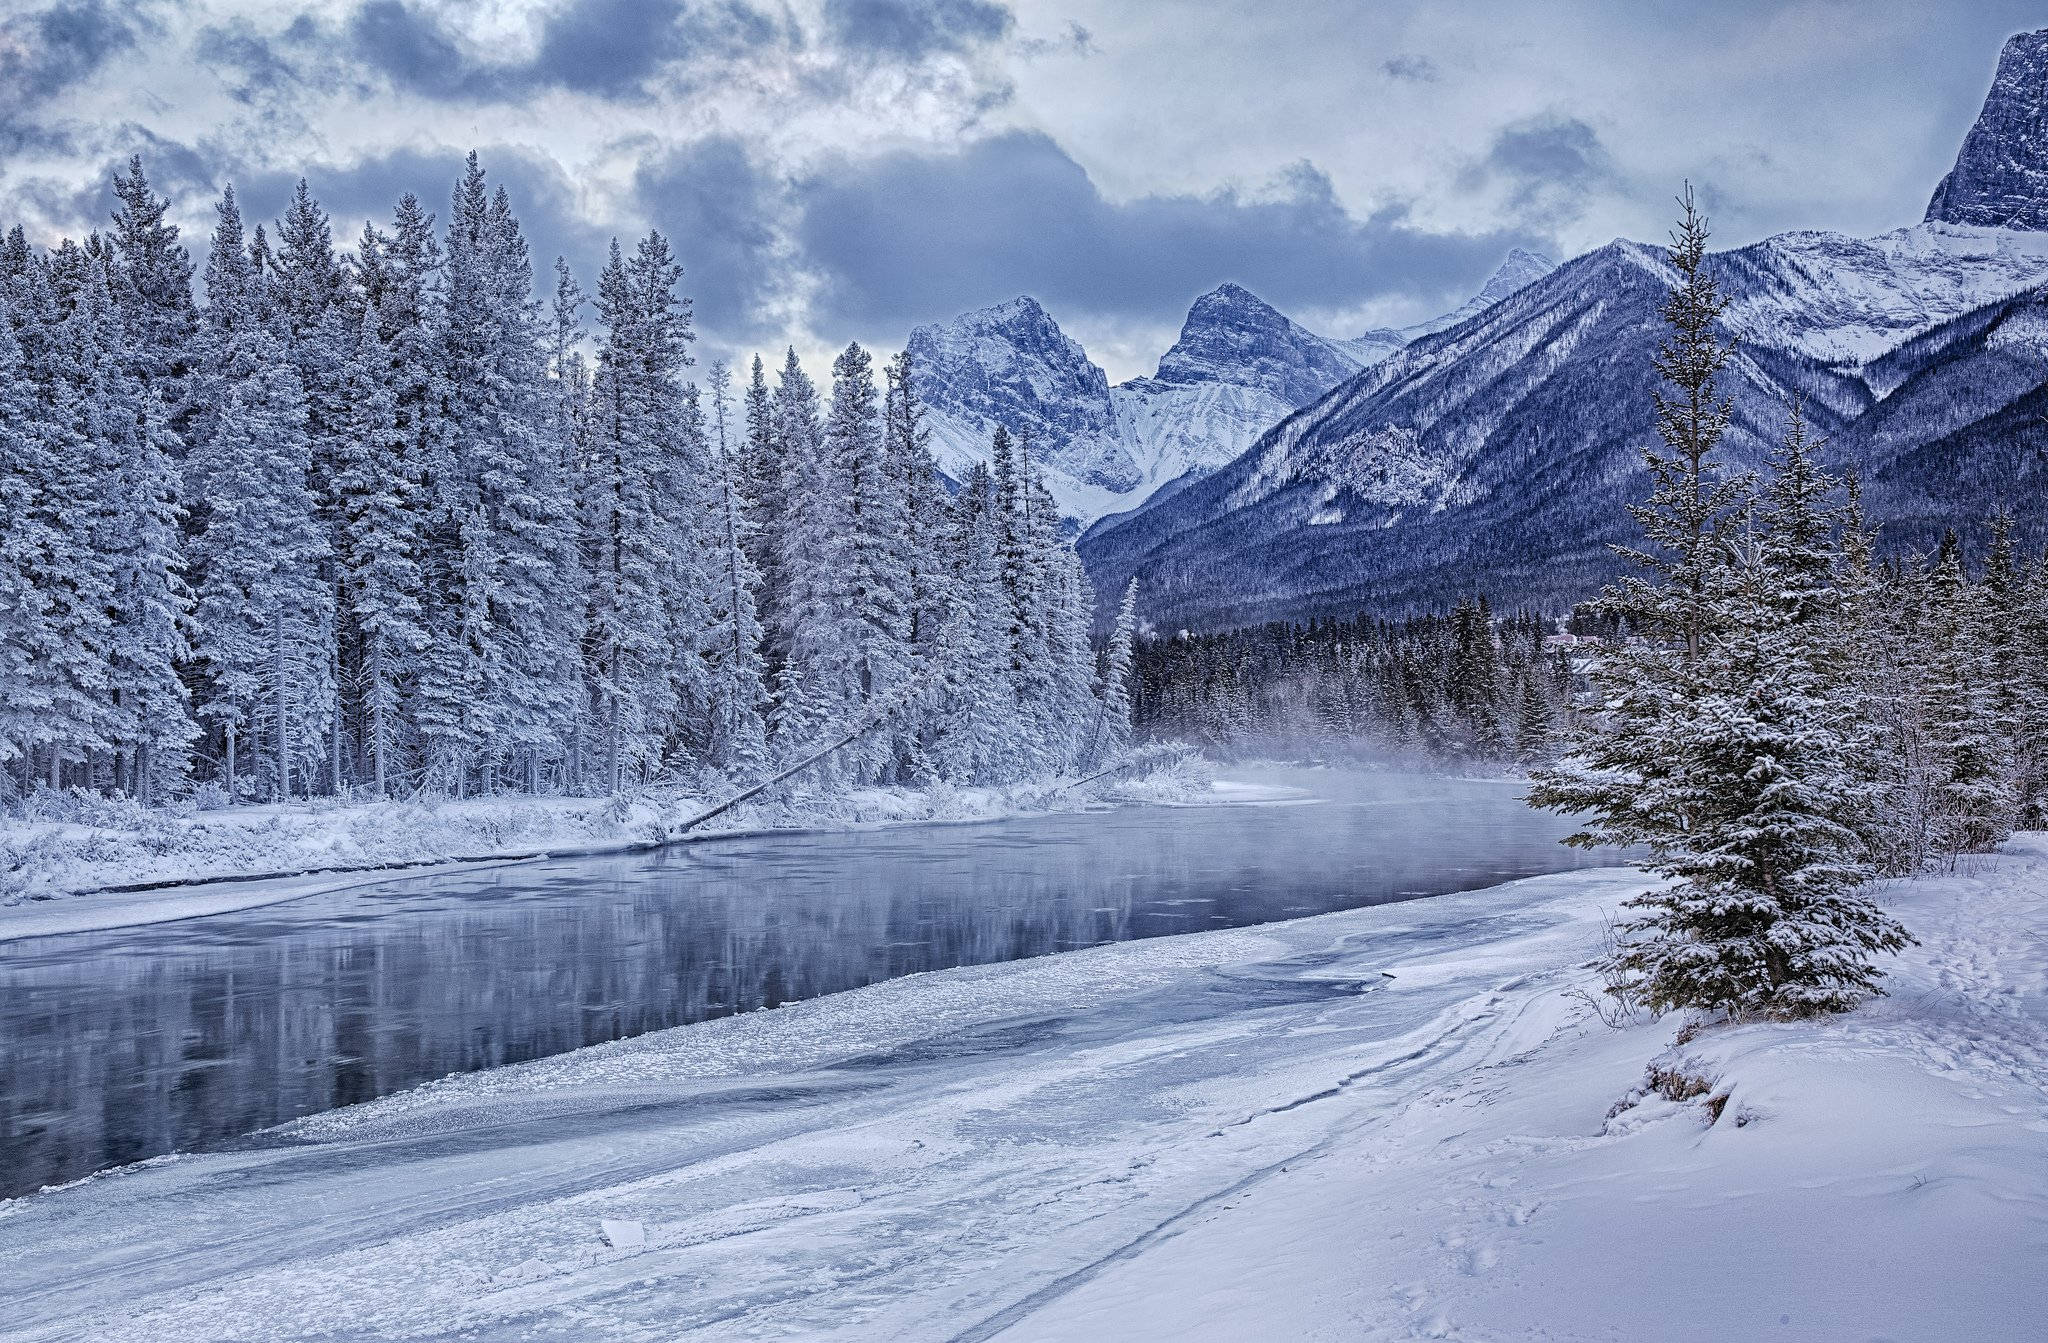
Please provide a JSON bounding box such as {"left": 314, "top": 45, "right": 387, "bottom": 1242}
{"left": 1926, "top": 28, "right": 2048, "bottom": 230}
{"left": 1151, "top": 282, "right": 1362, "bottom": 404}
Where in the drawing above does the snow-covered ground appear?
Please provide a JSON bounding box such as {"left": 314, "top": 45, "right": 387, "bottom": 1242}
{"left": 0, "top": 760, "right": 1213, "bottom": 938}
{"left": 1, "top": 833, "right": 2040, "bottom": 1341}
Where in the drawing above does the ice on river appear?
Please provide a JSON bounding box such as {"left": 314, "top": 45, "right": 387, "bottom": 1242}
{"left": 0, "top": 840, "right": 2042, "bottom": 1340}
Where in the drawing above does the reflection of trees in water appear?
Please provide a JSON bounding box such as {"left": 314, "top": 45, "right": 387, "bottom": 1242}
{"left": 0, "top": 784, "right": 1599, "bottom": 1197}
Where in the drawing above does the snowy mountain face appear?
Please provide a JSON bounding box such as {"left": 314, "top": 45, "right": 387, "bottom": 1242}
{"left": 909, "top": 257, "right": 1556, "bottom": 525}
{"left": 1926, "top": 29, "right": 2048, "bottom": 231}
{"left": 1078, "top": 29, "right": 2048, "bottom": 632}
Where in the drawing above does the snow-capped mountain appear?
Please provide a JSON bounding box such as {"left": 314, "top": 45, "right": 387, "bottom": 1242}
{"left": 909, "top": 255, "right": 1555, "bottom": 524}
{"left": 1079, "top": 28, "right": 2048, "bottom": 632}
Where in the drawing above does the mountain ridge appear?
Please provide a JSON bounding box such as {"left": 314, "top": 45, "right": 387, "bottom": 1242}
{"left": 907, "top": 252, "right": 1558, "bottom": 523}
{"left": 1076, "top": 27, "right": 2048, "bottom": 631}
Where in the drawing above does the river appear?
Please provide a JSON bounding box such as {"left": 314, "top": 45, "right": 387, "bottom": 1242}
{"left": 0, "top": 765, "right": 1613, "bottom": 1200}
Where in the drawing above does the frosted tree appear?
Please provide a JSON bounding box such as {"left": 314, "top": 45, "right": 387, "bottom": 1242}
{"left": 832, "top": 342, "right": 913, "bottom": 780}
{"left": 702, "top": 362, "right": 769, "bottom": 773}
{"left": 336, "top": 300, "right": 425, "bottom": 796}
{"left": 189, "top": 321, "right": 332, "bottom": 801}
{"left": 70, "top": 252, "right": 193, "bottom": 800}
{"left": 272, "top": 179, "right": 352, "bottom": 791}
{"left": 1924, "top": 537, "right": 2017, "bottom": 859}
{"left": 1532, "top": 202, "right": 1908, "bottom": 1018}
{"left": 1087, "top": 578, "right": 1140, "bottom": 767}
{"left": 0, "top": 302, "right": 71, "bottom": 796}
{"left": 928, "top": 463, "right": 1013, "bottom": 781}
{"left": 108, "top": 155, "right": 198, "bottom": 447}
{"left": 769, "top": 348, "right": 857, "bottom": 757}
{"left": 418, "top": 160, "right": 582, "bottom": 793}
{"left": 582, "top": 233, "right": 702, "bottom": 789}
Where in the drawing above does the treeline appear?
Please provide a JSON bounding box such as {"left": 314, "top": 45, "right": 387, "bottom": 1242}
{"left": 1132, "top": 602, "right": 1573, "bottom": 763}
{"left": 0, "top": 155, "right": 1131, "bottom": 808}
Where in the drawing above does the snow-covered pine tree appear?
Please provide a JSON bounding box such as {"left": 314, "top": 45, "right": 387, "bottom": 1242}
{"left": 418, "top": 160, "right": 581, "bottom": 794}
{"left": 883, "top": 352, "right": 956, "bottom": 776}
{"left": 741, "top": 354, "right": 784, "bottom": 658}
{"left": 1533, "top": 199, "right": 1909, "bottom": 1018}
{"left": 1622, "top": 405, "right": 1907, "bottom": 1016}
{"left": 769, "top": 348, "right": 859, "bottom": 760}
{"left": 831, "top": 342, "right": 913, "bottom": 780}
{"left": 268, "top": 180, "right": 355, "bottom": 792}
{"left": 928, "top": 462, "right": 1014, "bottom": 782}
{"left": 1086, "top": 578, "right": 1140, "bottom": 767}
{"left": 581, "top": 234, "right": 702, "bottom": 790}
{"left": 108, "top": 156, "right": 199, "bottom": 453}
{"left": 69, "top": 250, "right": 194, "bottom": 800}
{"left": 702, "top": 361, "right": 768, "bottom": 774}
{"left": 0, "top": 299, "right": 70, "bottom": 799}
{"left": 1924, "top": 535, "right": 2018, "bottom": 860}
{"left": 190, "top": 290, "right": 332, "bottom": 800}
{"left": 12, "top": 247, "right": 115, "bottom": 792}
{"left": 336, "top": 298, "right": 426, "bottom": 797}
{"left": 1980, "top": 515, "right": 2037, "bottom": 824}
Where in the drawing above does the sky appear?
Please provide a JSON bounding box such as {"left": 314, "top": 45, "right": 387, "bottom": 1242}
{"left": 2, "top": 0, "right": 2044, "bottom": 380}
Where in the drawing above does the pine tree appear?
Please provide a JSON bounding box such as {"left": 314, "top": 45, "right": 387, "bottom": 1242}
{"left": 190, "top": 321, "right": 331, "bottom": 802}
{"left": 1925, "top": 538, "right": 2017, "bottom": 859}
{"left": 337, "top": 300, "right": 426, "bottom": 797}
{"left": 0, "top": 303, "right": 67, "bottom": 796}
{"left": 581, "top": 233, "right": 702, "bottom": 789}
{"left": 1532, "top": 203, "right": 1908, "bottom": 1019}
{"left": 1087, "top": 578, "right": 1140, "bottom": 767}
{"left": 832, "top": 342, "right": 913, "bottom": 780}
{"left": 770, "top": 347, "right": 858, "bottom": 758}
{"left": 72, "top": 252, "right": 193, "bottom": 799}
{"left": 702, "top": 362, "right": 768, "bottom": 773}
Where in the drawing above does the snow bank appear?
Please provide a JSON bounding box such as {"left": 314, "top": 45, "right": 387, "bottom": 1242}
{"left": 0, "top": 757, "right": 1215, "bottom": 934}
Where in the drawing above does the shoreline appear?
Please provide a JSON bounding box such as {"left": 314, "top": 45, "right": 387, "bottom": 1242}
{"left": 0, "top": 763, "right": 1280, "bottom": 943}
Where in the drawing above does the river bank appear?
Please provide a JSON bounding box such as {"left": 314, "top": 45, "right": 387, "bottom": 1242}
{"left": 1, "top": 828, "right": 2038, "bottom": 1341}
{"left": 0, "top": 757, "right": 1219, "bottom": 940}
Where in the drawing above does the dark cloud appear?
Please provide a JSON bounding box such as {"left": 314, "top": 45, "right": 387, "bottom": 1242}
{"left": 634, "top": 135, "right": 787, "bottom": 343}
{"left": 1381, "top": 53, "right": 1438, "bottom": 83}
{"left": 0, "top": 0, "right": 143, "bottom": 118}
{"left": 194, "top": 18, "right": 311, "bottom": 102}
{"left": 534, "top": 0, "right": 692, "bottom": 96}
{"left": 1470, "top": 113, "right": 1617, "bottom": 227}
{"left": 345, "top": 0, "right": 480, "bottom": 99}
{"left": 822, "top": 0, "right": 1014, "bottom": 62}
{"left": 338, "top": 0, "right": 786, "bottom": 102}
{"left": 794, "top": 130, "right": 1548, "bottom": 336}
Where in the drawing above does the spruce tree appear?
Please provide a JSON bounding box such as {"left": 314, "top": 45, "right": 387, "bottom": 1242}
{"left": 702, "top": 362, "right": 769, "bottom": 773}
{"left": 1533, "top": 202, "right": 1908, "bottom": 1019}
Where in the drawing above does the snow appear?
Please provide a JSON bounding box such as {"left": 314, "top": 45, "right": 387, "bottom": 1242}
{"left": 3, "top": 824, "right": 2040, "bottom": 1340}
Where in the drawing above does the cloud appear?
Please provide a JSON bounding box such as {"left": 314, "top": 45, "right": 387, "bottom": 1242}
{"left": 344, "top": 0, "right": 478, "bottom": 99}
{"left": 822, "top": 0, "right": 1014, "bottom": 62}
{"left": 337, "top": 0, "right": 791, "bottom": 102}
{"left": 1470, "top": 113, "right": 1618, "bottom": 227}
{"left": 0, "top": 0, "right": 146, "bottom": 118}
{"left": 633, "top": 135, "right": 788, "bottom": 342}
{"left": 1380, "top": 53, "right": 1438, "bottom": 83}
{"left": 793, "top": 130, "right": 1547, "bottom": 336}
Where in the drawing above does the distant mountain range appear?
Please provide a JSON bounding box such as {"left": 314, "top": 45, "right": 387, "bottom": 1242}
{"left": 905, "top": 252, "right": 1556, "bottom": 524}
{"left": 1077, "top": 27, "right": 2048, "bottom": 631}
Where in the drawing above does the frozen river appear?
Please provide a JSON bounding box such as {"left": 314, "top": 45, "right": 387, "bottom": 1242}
{"left": 0, "top": 766, "right": 1608, "bottom": 1200}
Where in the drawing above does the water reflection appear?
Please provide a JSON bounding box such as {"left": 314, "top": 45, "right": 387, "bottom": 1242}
{"left": 0, "top": 769, "right": 1612, "bottom": 1198}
